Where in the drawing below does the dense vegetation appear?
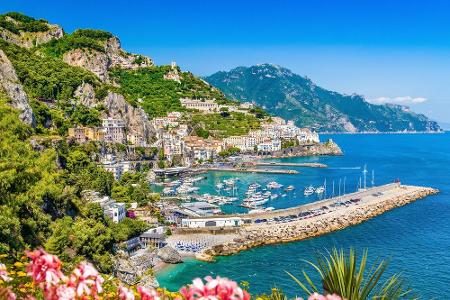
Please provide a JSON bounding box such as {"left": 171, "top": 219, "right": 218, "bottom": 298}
{"left": 110, "top": 66, "right": 233, "bottom": 118}
{"left": 205, "top": 64, "right": 441, "bottom": 132}
{"left": 0, "top": 39, "right": 99, "bottom": 101}
{"left": 40, "top": 29, "right": 113, "bottom": 58}
{"left": 0, "top": 99, "right": 151, "bottom": 272}
{"left": 190, "top": 112, "right": 261, "bottom": 138}
{"left": 0, "top": 12, "right": 49, "bottom": 34}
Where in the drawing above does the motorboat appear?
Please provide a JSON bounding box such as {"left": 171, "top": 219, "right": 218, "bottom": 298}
{"left": 285, "top": 185, "right": 295, "bottom": 191}
{"left": 304, "top": 185, "right": 315, "bottom": 196}
{"left": 315, "top": 186, "right": 325, "bottom": 194}
{"left": 266, "top": 181, "right": 283, "bottom": 189}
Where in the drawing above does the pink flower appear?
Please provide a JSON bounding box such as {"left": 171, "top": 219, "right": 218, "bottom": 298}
{"left": 55, "top": 284, "right": 76, "bottom": 300}
{"left": 69, "top": 262, "right": 104, "bottom": 297}
{"left": 308, "top": 293, "right": 343, "bottom": 300}
{"left": 137, "top": 286, "right": 160, "bottom": 300}
{"left": 0, "top": 263, "right": 12, "bottom": 282}
{"left": 180, "top": 276, "right": 250, "bottom": 300}
{"left": 119, "top": 286, "right": 135, "bottom": 300}
{"left": 26, "top": 249, "right": 65, "bottom": 287}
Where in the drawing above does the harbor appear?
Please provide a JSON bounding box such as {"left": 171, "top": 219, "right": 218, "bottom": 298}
{"left": 168, "top": 183, "right": 438, "bottom": 260}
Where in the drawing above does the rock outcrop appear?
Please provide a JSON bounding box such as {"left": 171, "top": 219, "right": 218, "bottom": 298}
{"left": 103, "top": 92, "right": 155, "bottom": 143}
{"left": 271, "top": 139, "right": 343, "bottom": 158}
{"left": 156, "top": 246, "right": 183, "bottom": 264}
{"left": 0, "top": 49, "right": 35, "bottom": 126}
{"left": 0, "top": 20, "right": 63, "bottom": 48}
{"left": 63, "top": 37, "right": 153, "bottom": 82}
{"left": 113, "top": 248, "right": 160, "bottom": 288}
{"left": 106, "top": 37, "right": 152, "bottom": 70}
{"left": 63, "top": 49, "right": 110, "bottom": 82}
{"left": 74, "top": 82, "right": 97, "bottom": 108}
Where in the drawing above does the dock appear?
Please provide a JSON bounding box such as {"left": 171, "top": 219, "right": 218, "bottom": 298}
{"left": 171, "top": 183, "right": 438, "bottom": 259}
{"left": 205, "top": 167, "right": 299, "bottom": 174}
{"left": 253, "top": 162, "right": 327, "bottom": 168}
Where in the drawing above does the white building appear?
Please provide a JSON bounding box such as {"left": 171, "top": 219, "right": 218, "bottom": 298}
{"left": 223, "top": 136, "right": 256, "bottom": 152}
{"left": 257, "top": 139, "right": 281, "bottom": 152}
{"left": 181, "top": 217, "right": 244, "bottom": 228}
{"left": 180, "top": 98, "right": 219, "bottom": 112}
{"left": 240, "top": 102, "right": 254, "bottom": 109}
{"left": 106, "top": 203, "right": 127, "bottom": 223}
{"left": 101, "top": 118, "right": 126, "bottom": 143}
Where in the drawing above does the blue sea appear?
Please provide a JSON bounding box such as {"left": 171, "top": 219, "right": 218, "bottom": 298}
{"left": 157, "top": 133, "right": 450, "bottom": 298}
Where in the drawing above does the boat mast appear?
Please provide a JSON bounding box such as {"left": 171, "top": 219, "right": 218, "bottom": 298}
{"left": 338, "top": 178, "right": 341, "bottom": 196}
{"left": 363, "top": 164, "right": 368, "bottom": 189}
{"left": 371, "top": 170, "right": 375, "bottom": 187}
{"left": 343, "top": 177, "right": 346, "bottom": 194}
{"left": 332, "top": 180, "right": 335, "bottom": 198}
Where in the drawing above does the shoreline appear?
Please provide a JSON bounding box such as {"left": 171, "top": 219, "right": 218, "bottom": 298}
{"left": 202, "top": 185, "right": 438, "bottom": 258}
{"left": 161, "top": 184, "right": 438, "bottom": 266}
{"left": 319, "top": 131, "right": 444, "bottom": 135}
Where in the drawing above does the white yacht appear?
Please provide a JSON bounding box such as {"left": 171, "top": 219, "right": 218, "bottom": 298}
{"left": 304, "top": 185, "right": 315, "bottom": 196}
{"left": 315, "top": 186, "right": 325, "bottom": 194}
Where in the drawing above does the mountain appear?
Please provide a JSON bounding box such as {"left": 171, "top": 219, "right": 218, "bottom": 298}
{"left": 205, "top": 64, "right": 441, "bottom": 133}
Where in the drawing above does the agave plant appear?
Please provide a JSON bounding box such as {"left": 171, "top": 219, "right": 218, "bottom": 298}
{"left": 286, "top": 248, "right": 416, "bottom": 300}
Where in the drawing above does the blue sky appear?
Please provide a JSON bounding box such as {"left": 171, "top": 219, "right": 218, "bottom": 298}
{"left": 2, "top": 0, "right": 450, "bottom": 122}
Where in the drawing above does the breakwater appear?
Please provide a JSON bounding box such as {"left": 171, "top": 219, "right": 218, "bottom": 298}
{"left": 253, "top": 162, "right": 327, "bottom": 168}
{"left": 193, "top": 184, "right": 438, "bottom": 258}
{"left": 205, "top": 167, "right": 299, "bottom": 174}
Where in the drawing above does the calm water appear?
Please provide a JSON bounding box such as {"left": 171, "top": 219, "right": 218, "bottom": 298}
{"left": 157, "top": 133, "right": 450, "bottom": 298}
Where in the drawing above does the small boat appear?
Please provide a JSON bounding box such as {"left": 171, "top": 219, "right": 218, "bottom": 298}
{"left": 304, "top": 185, "right": 315, "bottom": 196}
{"left": 216, "top": 183, "right": 224, "bottom": 189}
{"left": 285, "top": 185, "right": 295, "bottom": 191}
{"left": 242, "top": 199, "right": 269, "bottom": 207}
{"left": 281, "top": 193, "right": 287, "bottom": 197}
{"left": 270, "top": 194, "right": 278, "bottom": 200}
{"left": 266, "top": 181, "right": 283, "bottom": 189}
{"left": 315, "top": 186, "right": 325, "bottom": 194}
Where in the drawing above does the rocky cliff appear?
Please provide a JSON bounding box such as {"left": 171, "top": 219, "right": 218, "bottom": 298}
{"left": 0, "top": 15, "right": 63, "bottom": 49}
{"left": 63, "top": 36, "right": 153, "bottom": 82}
{"left": 0, "top": 49, "right": 35, "bottom": 126}
{"left": 103, "top": 92, "right": 155, "bottom": 144}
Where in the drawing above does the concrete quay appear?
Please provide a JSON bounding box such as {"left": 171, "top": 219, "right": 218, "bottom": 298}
{"left": 192, "top": 183, "right": 439, "bottom": 259}
{"left": 204, "top": 167, "right": 299, "bottom": 174}
{"left": 253, "top": 162, "right": 328, "bottom": 168}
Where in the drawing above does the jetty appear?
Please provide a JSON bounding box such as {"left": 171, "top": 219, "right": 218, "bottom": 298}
{"left": 170, "top": 183, "right": 438, "bottom": 259}
{"left": 205, "top": 167, "right": 298, "bottom": 174}
{"left": 253, "top": 162, "right": 327, "bottom": 168}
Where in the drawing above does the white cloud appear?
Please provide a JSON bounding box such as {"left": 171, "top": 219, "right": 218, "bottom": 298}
{"left": 369, "top": 96, "right": 428, "bottom": 105}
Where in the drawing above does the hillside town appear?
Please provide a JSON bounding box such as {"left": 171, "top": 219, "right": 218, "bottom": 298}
{"left": 67, "top": 97, "right": 320, "bottom": 179}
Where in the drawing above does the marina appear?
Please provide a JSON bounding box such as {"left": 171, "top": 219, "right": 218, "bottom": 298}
{"left": 156, "top": 134, "right": 445, "bottom": 297}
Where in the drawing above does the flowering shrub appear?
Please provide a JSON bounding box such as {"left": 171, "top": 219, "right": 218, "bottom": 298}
{"left": 0, "top": 249, "right": 342, "bottom": 300}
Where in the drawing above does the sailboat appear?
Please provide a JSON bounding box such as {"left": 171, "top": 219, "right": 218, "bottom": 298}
{"left": 315, "top": 179, "right": 326, "bottom": 194}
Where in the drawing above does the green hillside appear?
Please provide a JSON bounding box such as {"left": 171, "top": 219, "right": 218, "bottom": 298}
{"left": 205, "top": 64, "right": 441, "bottom": 133}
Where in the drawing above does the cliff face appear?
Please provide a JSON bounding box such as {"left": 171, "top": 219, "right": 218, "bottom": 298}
{"left": 0, "top": 19, "right": 63, "bottom": 49}
{"left": 205, "top": 64, "right": 441, "bottom": 133}
{"left": 0, "top": 49, "right": 35, "bottom": 126}
{"left": 103, "top": 92, "right": 155, "bottom": 143}
{"left": 63, "top": 37, "right": 153, "bottom": 82}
